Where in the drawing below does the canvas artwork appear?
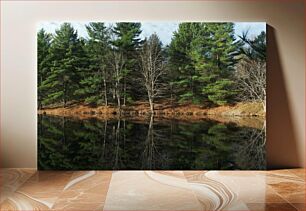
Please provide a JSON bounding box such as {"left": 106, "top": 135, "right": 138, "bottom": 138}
{"left": 37, "top": 22, "right": 266, "bottom": 170}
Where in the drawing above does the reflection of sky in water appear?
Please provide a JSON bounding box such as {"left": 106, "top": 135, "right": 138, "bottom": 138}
{"left": 37, "top": 22, "right": 265, "bottom": 46}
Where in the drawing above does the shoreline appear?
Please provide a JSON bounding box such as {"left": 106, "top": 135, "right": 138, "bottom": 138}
{"left": 38, "top": 102, "right": 265, "bottom": 129}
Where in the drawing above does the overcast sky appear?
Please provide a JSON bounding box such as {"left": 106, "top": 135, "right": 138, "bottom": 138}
{"left": 38, "top": 22, "right": 266, "bottom": 46}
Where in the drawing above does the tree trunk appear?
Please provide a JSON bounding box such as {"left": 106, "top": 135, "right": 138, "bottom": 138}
{"left": 149, "top": 100, "right": 154, "bottom": 113}
{"left": 103, "top": 78, "right": 108, "bottom": 106}
{"left": 170, "top": 83, "right": 174, "bottom": 108}
{"left": 123, "top": 78, "right": 126, "bottom": 106}
{"left": 262, "top": 100, "right": 266, "bottom": 113}
{"left": 117, "top": 94, "right": 121, "bottom": 110}
{"left": 148, "top": 93, "right": 154, "bottom": 113}
{"left": 116, "top": 87, "right": 121, "bottom": 115}
{"left": 112, "top": 88, "right": 116, "bottom": 100}
{"left": 114, "top": 74, "right": 121, "bottom": 112}
{"left": 63, "top": 82, "right": 67, "bottom": 108}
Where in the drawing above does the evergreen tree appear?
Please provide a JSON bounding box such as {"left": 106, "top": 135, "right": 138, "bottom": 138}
{"left": 197, "top": 23, "right": 242, "bottom": 105}
{"left": 169, "top": 23, "right": 241, "bottom": 105}
{"left": 112, "top": 23, "right": 143, "bottom": 104}
{"left": 168, "top": 23, "right": 202, "bottom": 103}
{"left": 75, "top": 22, "right": 111, "bottom": 106}
{"left": 239, "top": 31, "right": 266, "bottom": 61}
{"left": 37, "top": 29, "right": 52, "bottom": 109}
{"left": 41, "top": 23, "right": 86, "bottom": 107}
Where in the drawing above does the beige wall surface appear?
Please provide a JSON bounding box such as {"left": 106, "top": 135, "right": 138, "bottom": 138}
{"left": 1, "top": 1, "right": 305, "bottom": 168}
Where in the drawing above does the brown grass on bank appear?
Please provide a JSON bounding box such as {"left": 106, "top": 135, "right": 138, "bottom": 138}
{"left": 38, "top": 101, "right": 265, "bottom": 129}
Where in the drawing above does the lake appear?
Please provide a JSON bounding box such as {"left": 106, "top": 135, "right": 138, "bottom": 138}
{"left": 38, "top": 115, "right": 266, "bottom": 170}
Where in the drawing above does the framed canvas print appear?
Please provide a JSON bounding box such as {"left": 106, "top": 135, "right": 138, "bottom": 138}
{"left": 37, "top": 22, "right": 266, "bottom": 170}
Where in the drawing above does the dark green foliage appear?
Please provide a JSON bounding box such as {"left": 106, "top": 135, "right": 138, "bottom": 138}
{"left": 168, "top": 23, "right": 242, "bottom": 105}
{"left": 37, "top": 29, "right": 52, "bottom": 109}
{"left": 168, "top": 23, "right": 201, "bottom": 103}
{"left": 112, "top": 22, "right": 142, "bottom": 51}
{"left": 75, "top": 22, "right": 110, "bottom": 105}
{"left": 112, "top": 23, "right": 143, "bottom": 103}
{"left": 41, "top": 23, "right": 86, "bottom": 107}
{"left": 203, "top": 79, "right": 237, "bottom": 105}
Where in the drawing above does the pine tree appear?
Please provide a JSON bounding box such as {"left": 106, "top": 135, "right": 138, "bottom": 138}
{"left": 37, "top": 29, "right": 52, "bottom": 109}
{"left": 169, "top": 23, "right": 242, "bottom": 105}
{"left": 41, "top": 23, "right": 86, "bottom": 107}
{"left": 112, "top": 22, "right": 143, "bottom": 105}
{"left": 168, "top": 23, "right": 202, "bottom": 103}
{"left": 239, "top": 31, "right": 266, "bottom": 61}
{"left": 75, "top": 22, "right": 111, "bottom": 106}
{"left": 197, "top": 23, "right": 242, "bottom": 105}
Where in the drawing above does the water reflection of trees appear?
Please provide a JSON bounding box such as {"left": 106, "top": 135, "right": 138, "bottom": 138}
{"left": 38, "top": 115, "right": 266, "bottom": 170}
{"left": 141, "top": 115, "right": 172, "bottom": 169}
{"left": 235, "top": 122, "right": 266, "bottom": 169}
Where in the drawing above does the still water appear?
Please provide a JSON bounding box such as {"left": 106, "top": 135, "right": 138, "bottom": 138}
{"left": 38, "top": 115, "right": 266, "bottom": 170}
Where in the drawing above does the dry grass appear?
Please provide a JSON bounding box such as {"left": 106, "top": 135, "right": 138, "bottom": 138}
{"left": 38, "top": 101, "right": 265, "bottom": 129}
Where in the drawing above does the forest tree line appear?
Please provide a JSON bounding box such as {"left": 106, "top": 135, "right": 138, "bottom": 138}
{"left": 38, "top": 22, "right": 266, "bottom": 113}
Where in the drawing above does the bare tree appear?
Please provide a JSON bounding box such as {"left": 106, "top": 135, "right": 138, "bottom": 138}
{"left": 235, "top": 58, "right": 266, "bottom": 112}
{"left": 101, "top": 64, "right": 109, "bottom": 106}
{"left": 140, "top": 34, "right": 166, "bottom": 113}
{"left": 109, "top": 50, "right": 126, "bottom": 112}
{"left": 107, "top": 27, "right": 127, "bottom": 112}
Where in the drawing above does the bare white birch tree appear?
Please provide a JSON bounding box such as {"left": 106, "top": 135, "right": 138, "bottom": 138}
{"left": 235, "top": 58, "right": 266, "bottom": 112}
{"left": 107, "top": 27, "right": 127, "bottom": 112}
{"left": 109, "top": 50, "right": 126, "bottom": 111}
{"left": 109, "top": 49, "right": 126, "bottom": 113}
{"left": 140, "top": 33, "right": 166, "bottom": 113}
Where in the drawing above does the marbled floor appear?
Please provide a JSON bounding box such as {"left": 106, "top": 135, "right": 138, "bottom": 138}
{"left": 0, "top": 169, "right": 304, "bottom": 211}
